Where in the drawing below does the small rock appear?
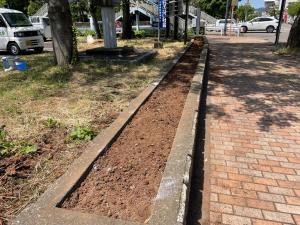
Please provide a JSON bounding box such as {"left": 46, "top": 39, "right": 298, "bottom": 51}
{"left": 93, "top": 164, "right": 98, "bottom": 171}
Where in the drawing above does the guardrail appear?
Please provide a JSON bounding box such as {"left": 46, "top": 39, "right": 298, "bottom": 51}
{"left": 205, "top": 25, "right": 241, "bottom": 36}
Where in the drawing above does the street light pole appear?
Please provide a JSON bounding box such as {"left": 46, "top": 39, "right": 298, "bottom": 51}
{"left": 275, "top": 0, "right": 286, "bottom": 46}
{"left": 224, "top": 0, "right": 231, "bottom": 36}
{"left": 184, "top": 0, "right": 189, "bottom": 44}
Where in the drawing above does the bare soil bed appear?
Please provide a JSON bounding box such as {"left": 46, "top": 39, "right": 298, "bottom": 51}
{"left": 62, "top": 39, "right": 204, "bottom": 223}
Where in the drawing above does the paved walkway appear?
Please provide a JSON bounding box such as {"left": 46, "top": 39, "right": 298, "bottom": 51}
{"left": 204, "top": 37, "right": 300, "bottom": 225}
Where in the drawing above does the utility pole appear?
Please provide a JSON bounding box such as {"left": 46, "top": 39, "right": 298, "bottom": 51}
{"left": 275, "top": 0, "right": 286, "bottom": 45}
{"left": 245, "top": 0, "right": 250, "bottom": 21}
{"left": 224, "top": 0, "right": 231, "bottom": 36}
{"left": 184, "top": 0, "right": 189, "bottom": 44}
{"left": 173, "top": 0, "right": 179, "bottom": 40}
{"left": 166, "top": 0, "right": 170, "bottom": 38}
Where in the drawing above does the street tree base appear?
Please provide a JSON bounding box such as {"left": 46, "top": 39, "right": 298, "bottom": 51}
{"left": 154, "top": 41, "right": 164, "bottom": 49}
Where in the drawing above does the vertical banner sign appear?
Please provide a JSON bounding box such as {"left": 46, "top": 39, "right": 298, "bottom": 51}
{"left": 159, "top": 0, "right": 166, "bottom": 28}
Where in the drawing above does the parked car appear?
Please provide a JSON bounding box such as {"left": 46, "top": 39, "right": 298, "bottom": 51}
{"left": 215, "top": 19, "right": 237, "bottom": 29}
{"left": 206, "top": 19, "right": 239, "bottom": 33}
{"left": 30, "top": 16, "right": 52, "bottom": 41}
{"left": 0, "top": 8, "right": 44, "bottom": 55}
{"left": 240, "top": 17, "right": 278, "bottom": 33}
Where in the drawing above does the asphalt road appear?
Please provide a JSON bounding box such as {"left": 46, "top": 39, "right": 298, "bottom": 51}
{"left": 241, "top": 23, "right": 291, "bottom": 44}
{"left": 3, "top": 23, "right": 293, "bottom": 54}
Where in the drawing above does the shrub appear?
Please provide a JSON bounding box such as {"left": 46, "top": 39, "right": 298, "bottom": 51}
{"left": 134, "top": 30, "right": 146, "bottom": 38}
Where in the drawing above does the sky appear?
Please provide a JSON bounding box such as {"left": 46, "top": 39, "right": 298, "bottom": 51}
{"left": 240, "top": 0, "right": 265, "bottom": 8}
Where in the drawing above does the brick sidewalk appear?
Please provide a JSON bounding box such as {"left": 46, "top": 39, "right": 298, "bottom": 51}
{"left": 205, "top": 37, "right": 300, "bottom": 225}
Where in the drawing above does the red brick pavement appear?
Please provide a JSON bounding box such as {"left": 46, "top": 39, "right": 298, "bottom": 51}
{"left": 205, "top": 37, "right": 300, "bottom": 225}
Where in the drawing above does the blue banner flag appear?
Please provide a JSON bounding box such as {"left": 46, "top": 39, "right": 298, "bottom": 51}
{"left": 159, "top": 0, "right": 166, "bottom": 28}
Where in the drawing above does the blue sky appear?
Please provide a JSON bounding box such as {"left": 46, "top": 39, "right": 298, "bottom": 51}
{"left": 240, "top": 0, "right": 265, "bottom": 8}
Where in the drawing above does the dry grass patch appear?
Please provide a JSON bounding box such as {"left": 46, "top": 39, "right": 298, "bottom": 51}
{"left": 0, "top": 38, "right": 184, "bottom": 224}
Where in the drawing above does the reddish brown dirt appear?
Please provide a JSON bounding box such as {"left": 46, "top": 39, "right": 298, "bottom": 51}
{"left": 62, "top": 39, "right": 204, "bottom": 223}
{"left": 0, "top": 114, "right": 118, "bottom": 225}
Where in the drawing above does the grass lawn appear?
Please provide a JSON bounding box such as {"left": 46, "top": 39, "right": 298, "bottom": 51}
{"left": 0, "top": 38, "right": 185, "bottom": 224}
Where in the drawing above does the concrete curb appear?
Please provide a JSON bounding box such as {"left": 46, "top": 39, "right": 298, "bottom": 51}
{"left": 79, "top": 50, "right": 158, "bottom": 65}
{"left": 149, "top": 37, "right": 209, "bottom": 225}
{"left": 12, "top": 38, "right": 209, "bottom": 225}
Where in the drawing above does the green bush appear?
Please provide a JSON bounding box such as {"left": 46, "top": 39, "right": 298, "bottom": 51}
{"left": 83, "top": 29, "right": 97, "bottom": 37}
{"left": 134, "top": 30, "right": 146, "bottom": 38}
{"left": 288, "top": 1, "right": 300, "bottom": 17}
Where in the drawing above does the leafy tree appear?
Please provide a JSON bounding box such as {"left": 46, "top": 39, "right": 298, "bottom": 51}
{"left": 27, "top": 0, "right": 46, "bottom": 15}
{"left": 0, "top": 0, "right": 7, "bottom": 7}
{"left": 70, "top": 0, "right": 88, "bottom": 22}
{"left": 5, "top": 0, "right": 30, "bottom": 13}
{"left": 194, "top": 0, "right": 227, "bottom": 18}
{"left": 268, "top": 3, "right": 280, "bottom": 18}
{"left": 236, "top": 4, "right": 255, "bottom": 21}
{"left": 288, "top": 0, "right": 300, "bottom": 17}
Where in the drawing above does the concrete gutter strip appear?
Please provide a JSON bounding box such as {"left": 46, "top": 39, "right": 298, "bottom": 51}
{"left": 149, "top": 38, "right": 209, "bottom": 225}
{"left": 12, "top": 42, "right": 193, "bottom": 225}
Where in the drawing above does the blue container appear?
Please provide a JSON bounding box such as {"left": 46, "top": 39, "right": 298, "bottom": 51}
{"left": 1, "top": 57, "right": 10, "bottom": 70}
{"left": 15, "top": 61, "right": 28, "bottom": 71}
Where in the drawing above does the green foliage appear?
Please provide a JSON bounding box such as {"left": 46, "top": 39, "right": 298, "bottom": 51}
{"left": 19, "top": 144, "right": 38, "bottom": 155}
{"left": 288, "top": 1, "right": 300, "bottom": 17}
{"left": 268, "top": 4, "right": 280, "bottom": 17}
{"left": 0, "top": 127, "right": 38, "bottom": 156}
{"left": 70, "top": 126, "right": 96, "bottom": 141}
{"left": 0, "top": 0, "right": 7, "bottom": 7}
{"left": 0, "top": 127, "right": 7, "bottom": 141}
{"left": 275, "top": 47, "right": 300, "bottom": 55}
{"left": 80, "top": 29, "right": 97, "bottom": 37}
{"left": 4, "top": 0, "right": 30, "bottom": 13}
{"left": 44, "top": 118, "right": 61, "bottom": 129}
{"left": 27, "top": 0, "right": 46, "bottom": 16}
{"left": 70, "top": 0, "right": 89, "bottom": 22}
{"left": 72, "top": 26, "right": 79, "bottom": 65}
{"left": 194, "top": 0, "right": 227, "bottom": 18}
{"left": 236, "top": 4, "right": 256, "bottom": 21}
{"left": 134, "top": 30, "right": 146, "bottom": 38}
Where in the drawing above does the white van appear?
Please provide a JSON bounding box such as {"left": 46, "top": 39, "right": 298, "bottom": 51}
{"left": 0, "top": 8, "right": 44, "bottom": 55}
{"left": 30, "top": 16, "right": 52, "bottom": 41}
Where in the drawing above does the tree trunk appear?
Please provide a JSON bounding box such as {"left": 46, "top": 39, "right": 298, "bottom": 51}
{"left": 165, "top": 0, "right": 170, "bottom": 38}
{"left": 173, "top": 16, "right": 179, "bottom": 40}
{"left": 48, "top": 0, "right": 74, "bottom": 65}
{"left": 90, "top": 6, "right": 101, "bottom": 38}
{"left": 122, "top": 0, "right": 132, "bottom": 39}
{"left": 287, "top": 13, "right": 300, "bottom": 48}
{"left": 166, "top": 17, "right": 170, "bottom": 38}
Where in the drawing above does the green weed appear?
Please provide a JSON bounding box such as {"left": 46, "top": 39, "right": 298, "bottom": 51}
{"left": 44, "top": 118, "right": 61, "bottom": 129}
{"left": 70, "top": 126, "right": 96, "bottom": 141}
{"left": 0, "top": 128, "right": 38, "bottom": 156}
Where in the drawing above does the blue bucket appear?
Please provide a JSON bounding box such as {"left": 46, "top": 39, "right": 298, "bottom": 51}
{"left": 15, "top": 61, "right": 28, "bottom": 71}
